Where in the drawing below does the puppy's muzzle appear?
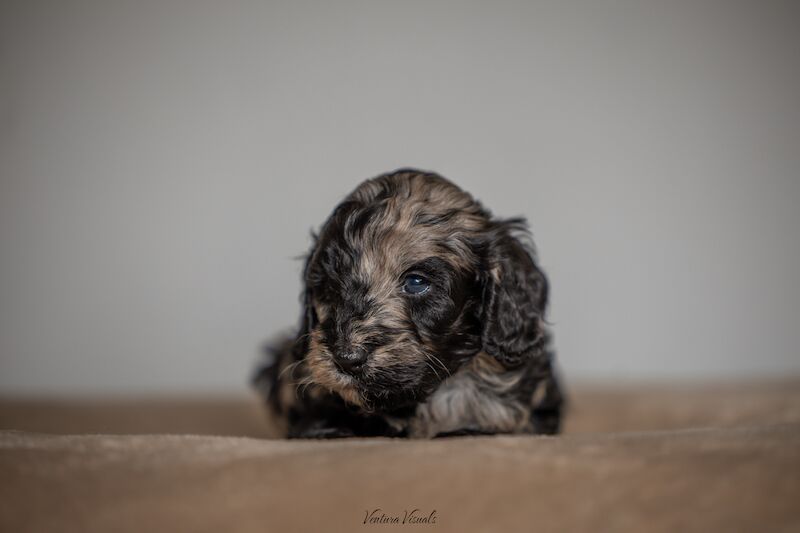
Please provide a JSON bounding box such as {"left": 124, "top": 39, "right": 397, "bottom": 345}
{"left": 333, "top": 347, "right": 369, "bottom": 375}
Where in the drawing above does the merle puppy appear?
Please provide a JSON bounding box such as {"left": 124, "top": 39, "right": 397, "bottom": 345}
{"left": 254, "top": 169, "right": 563, "bottom": 438}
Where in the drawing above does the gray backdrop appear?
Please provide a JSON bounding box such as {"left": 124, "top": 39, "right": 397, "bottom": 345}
{"left": 1, "top": 0, "right": 799, "bottom": 393}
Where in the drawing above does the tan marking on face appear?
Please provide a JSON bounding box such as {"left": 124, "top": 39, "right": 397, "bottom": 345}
{"left": 305, "top": 329, "right": 364, "bottom": 407}
{"left": 368, "top": 334, "right": 427, "bottom": 369}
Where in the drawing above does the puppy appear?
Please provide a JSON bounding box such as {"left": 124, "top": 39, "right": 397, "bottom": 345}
{"left": 254, "top": 169, "right": 563, "bottom": 438}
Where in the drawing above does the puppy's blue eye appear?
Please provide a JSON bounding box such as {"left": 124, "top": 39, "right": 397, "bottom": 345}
{"left": 402, "top": 274, "right": 431, "bottom": 295}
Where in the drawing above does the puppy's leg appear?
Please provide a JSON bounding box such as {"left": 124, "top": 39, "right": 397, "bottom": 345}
{"left": 288, "top": 419, "right": 356, "bottom": 439}
{"left": 433, "top": 428, "right": 498, "bottom": 438}
{"left": 288, "top": 393, "right": 405, "bottom": 439}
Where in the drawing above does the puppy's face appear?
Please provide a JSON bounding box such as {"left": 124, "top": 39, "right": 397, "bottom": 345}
{"left": 299, "top": 171, "right": 548, "bottom": 411}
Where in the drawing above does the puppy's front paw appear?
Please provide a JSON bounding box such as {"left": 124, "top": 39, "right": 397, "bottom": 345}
{"left": 290, "top": 426, "right": 356, "bottom": 439}
{"left": 433, "top": 428, "right": 497, "bottom": 438}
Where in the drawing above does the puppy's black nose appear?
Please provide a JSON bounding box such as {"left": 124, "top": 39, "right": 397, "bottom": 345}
{"left": 333, "top": 349, "right": 369, "bottom": 375}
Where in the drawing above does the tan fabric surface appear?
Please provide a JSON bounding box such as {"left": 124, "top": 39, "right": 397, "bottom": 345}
{"left": 1, "top": 381, "right": 799, "bottom": 533}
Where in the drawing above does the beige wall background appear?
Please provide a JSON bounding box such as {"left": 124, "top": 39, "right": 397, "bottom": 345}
{"left": 1, "top": 0, "right": 799, "bottom": 393}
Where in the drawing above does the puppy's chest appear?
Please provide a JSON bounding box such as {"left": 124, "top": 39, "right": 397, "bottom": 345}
{"left": 387, "top": 356, "right": 533, "bottom": 438}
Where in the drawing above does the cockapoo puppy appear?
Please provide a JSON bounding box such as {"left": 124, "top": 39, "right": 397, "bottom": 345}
{"left": 254, "top": 169, "right": 563, "bottom": 438}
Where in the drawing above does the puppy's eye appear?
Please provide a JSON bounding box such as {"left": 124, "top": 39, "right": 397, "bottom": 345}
{"left": 402, "top": 274, "right": 431, "bottom": 295}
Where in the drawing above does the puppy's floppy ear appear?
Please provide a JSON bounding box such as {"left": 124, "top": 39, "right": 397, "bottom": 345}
{"left": 480, "top": 219, "right": 549, "bottom": 368}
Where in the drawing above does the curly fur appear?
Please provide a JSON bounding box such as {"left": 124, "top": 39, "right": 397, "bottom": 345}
{"left": 253, "top": 169, "right": 564, "bottom": 438}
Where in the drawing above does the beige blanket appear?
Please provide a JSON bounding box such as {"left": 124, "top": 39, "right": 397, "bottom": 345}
{"left": 1, "top": 381, "right": 799, "bottom": 532}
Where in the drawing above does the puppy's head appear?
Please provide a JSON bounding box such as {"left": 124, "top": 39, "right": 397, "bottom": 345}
{"left": 297, "top": 169, "right": 549, "bottom": 411}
